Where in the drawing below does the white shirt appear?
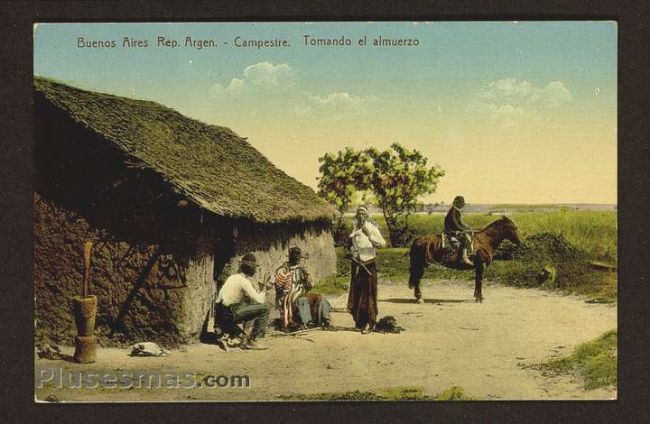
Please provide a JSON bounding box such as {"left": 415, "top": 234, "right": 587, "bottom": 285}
{"left": 350, "top": 221, "right": 386, "bottom": 262}
{"left": 216, "top": 273, "right": 265, "bottom": 306}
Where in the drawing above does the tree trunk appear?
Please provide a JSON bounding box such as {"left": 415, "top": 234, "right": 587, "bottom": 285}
{"left": 383, "top": 209, "right": 399, "bottom": 247}
{"left": 333, "top": 210, "right": 347, "bottom": 246}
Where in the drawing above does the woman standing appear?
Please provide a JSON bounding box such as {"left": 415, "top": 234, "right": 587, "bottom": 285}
{"left": 347, "top": 206, "right": 386, "bottom": 334}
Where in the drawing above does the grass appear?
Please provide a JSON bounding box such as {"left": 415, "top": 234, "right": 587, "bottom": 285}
{"left": 277, "top": 385, "right": 478, "bottom": 401}
{"left": 322, "top": 210, "right": 617, "bottom": 302}
{"left": 504, "top": 211, "right": 617, "bottom": 263}
{"left": 535, "top": 330, "right": 617, "bottom": 390}
{"left": 316, "top": 274, "right": 350, "bottom": 295}
{"left": 435, "top": 385, "right": 478, "bottom": 400}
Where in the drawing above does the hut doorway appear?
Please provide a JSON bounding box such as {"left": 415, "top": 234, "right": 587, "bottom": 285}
{"left": 213, "top": 225, "right": 238, "bottom": 292}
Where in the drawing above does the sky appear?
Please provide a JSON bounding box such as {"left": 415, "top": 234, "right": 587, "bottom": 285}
{"left": 34, "top": 22, "right": 617, "bottom": 204}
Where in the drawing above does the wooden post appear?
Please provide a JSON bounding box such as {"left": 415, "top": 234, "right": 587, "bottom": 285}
{"left": 83, "top": 241, "right": 92, "bottom": 298}
{"left": 73, "top": 240, "right": 98, "bottom": 363}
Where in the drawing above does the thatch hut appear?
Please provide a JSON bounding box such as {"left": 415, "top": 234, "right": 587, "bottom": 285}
{"left": 34, "top": 77, "right": 337, "bottom": 346}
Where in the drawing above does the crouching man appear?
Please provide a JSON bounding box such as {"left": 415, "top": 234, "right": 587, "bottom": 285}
{"left": 275, "top": 247, "right": 335, "bottom": 331}
{"left": 215, "top": 253, "right": 270, "bottom": 350}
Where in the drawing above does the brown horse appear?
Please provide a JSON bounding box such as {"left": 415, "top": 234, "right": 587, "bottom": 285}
{"left": 408, "top": 216, "right": 522, "bottom": 303}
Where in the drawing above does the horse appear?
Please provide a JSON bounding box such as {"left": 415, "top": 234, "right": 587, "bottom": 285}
{"left": 408, "top": 215, "right": 522, "bottom": 303}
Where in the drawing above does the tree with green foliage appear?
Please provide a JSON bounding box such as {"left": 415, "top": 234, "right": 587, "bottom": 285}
{"left": 364, "top": 143, "right": 445, "bottom": 246}
{"left": 318, "top": 143, "right": 444, "bottom": 246}
{"left": 317, "top": 147, "right": 370, "bottom": 243}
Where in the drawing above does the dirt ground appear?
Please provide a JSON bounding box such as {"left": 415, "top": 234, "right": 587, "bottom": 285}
{"left": 34, "top": 279, "right": 617, "bottom": 402}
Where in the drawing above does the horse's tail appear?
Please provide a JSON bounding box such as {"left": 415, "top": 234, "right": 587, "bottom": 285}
{"left": 408, "top": 238, "right": 426, "bottom": 289}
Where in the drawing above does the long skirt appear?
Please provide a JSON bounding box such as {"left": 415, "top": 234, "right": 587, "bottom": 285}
{"left": 347, "top": 259, "right": 378, "bottom": 330}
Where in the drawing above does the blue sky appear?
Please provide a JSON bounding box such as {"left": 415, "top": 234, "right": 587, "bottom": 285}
{"left": 34, "top": 22, "right": 617, "bottom": 204}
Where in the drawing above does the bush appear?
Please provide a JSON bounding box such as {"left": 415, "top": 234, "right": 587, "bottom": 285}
{"left": 517, "top": 233, "right": 584, "bottom": 260}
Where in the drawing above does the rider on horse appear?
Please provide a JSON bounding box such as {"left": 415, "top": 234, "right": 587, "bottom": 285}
{"left": 444, "top": 195, "right": 474, "bottom": 266}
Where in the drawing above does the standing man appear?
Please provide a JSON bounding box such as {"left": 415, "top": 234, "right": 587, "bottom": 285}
{"left": 215, "top": 253, "right": 271, "bottom": 350}
{"left": 444, "top": 195, "right": 474, "bottom": 266}
{"left": 347, "top": 206, "right": 386, "bottom": 334}
{"left": 275, "top": 247, "right": 335, "bottom": 331}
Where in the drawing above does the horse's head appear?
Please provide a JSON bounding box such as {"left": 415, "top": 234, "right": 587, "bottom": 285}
{"left": 499, "top": 215, "right": 522, "bottom": 246}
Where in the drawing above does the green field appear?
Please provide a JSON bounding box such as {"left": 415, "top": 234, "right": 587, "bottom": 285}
{"left": 320, "top": 210, "right": 617, "bottom": 302}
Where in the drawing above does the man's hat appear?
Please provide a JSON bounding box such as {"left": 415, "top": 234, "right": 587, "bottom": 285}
{"left": 356, "top": 205, "right": 368, "bottom": 214}
{"left": 452, "top": 196, "right": 465, "bottom": 208}
{"left": 240, "top": 253, "right": 258, "bottom": 267}
{"left": 288, "top": 247, "right": 309, "bottom": 260}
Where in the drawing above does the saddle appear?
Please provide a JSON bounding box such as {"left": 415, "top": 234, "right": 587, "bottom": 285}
{"left": 440, "top": 232, "right": 459, "bottom": 249}
{"left": 440, "top": 232, "right": 475, "bottom": 255}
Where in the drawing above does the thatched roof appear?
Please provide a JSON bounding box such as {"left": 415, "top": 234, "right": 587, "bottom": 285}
{"left": 34, "top": 77, "right": 335, "bottom": 224}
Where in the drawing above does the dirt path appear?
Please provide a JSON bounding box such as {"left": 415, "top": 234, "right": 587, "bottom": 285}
{"left": 35, "top": 280, "right": 617, "bottom": 401}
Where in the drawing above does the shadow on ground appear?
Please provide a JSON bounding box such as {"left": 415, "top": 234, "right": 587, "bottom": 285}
{"left": 381, "top": 298, "right": 472, "bottom": 304}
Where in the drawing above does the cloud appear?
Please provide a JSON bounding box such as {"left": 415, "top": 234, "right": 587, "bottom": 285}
{"left": 479, "top": 78, "right": 571, "bottom": 108}
{"left": 472, "top": 78, "right": 572, "bottom": 128}
{"left": 211, "top": 61, "right": 294, "bottom": 96}
{"left": 311, "top": 92, "right": 364, "bottom": 107}
{"left": 242, "top": 62, "right": 293, "bottom": 88}
{"left": 488, "top": 104, "right": 528, "bottom": 128}
{"left": 479, "top": 78, "right": 535, "bottom": 101}
{"left": 210, "top": 62, "right": 375, "bottom": 122}
{"left": 531, "top": 81, "right": 572, "bottom": 108}
{"left": 304, "top": 92, "right": 374, "bottom": 121}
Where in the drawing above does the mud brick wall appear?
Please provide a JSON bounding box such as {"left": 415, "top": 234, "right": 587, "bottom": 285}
{"left": 178, "top": 239, "right": 215, "bottom": 340}
{"left": 35, "top": 191, "right": 336, "bottom": 346}
{"left": 34, "top": 193, "right": 214, "bottom": 347}
{"left": 221, "top": 224, "right": 337, "bottom": 317}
